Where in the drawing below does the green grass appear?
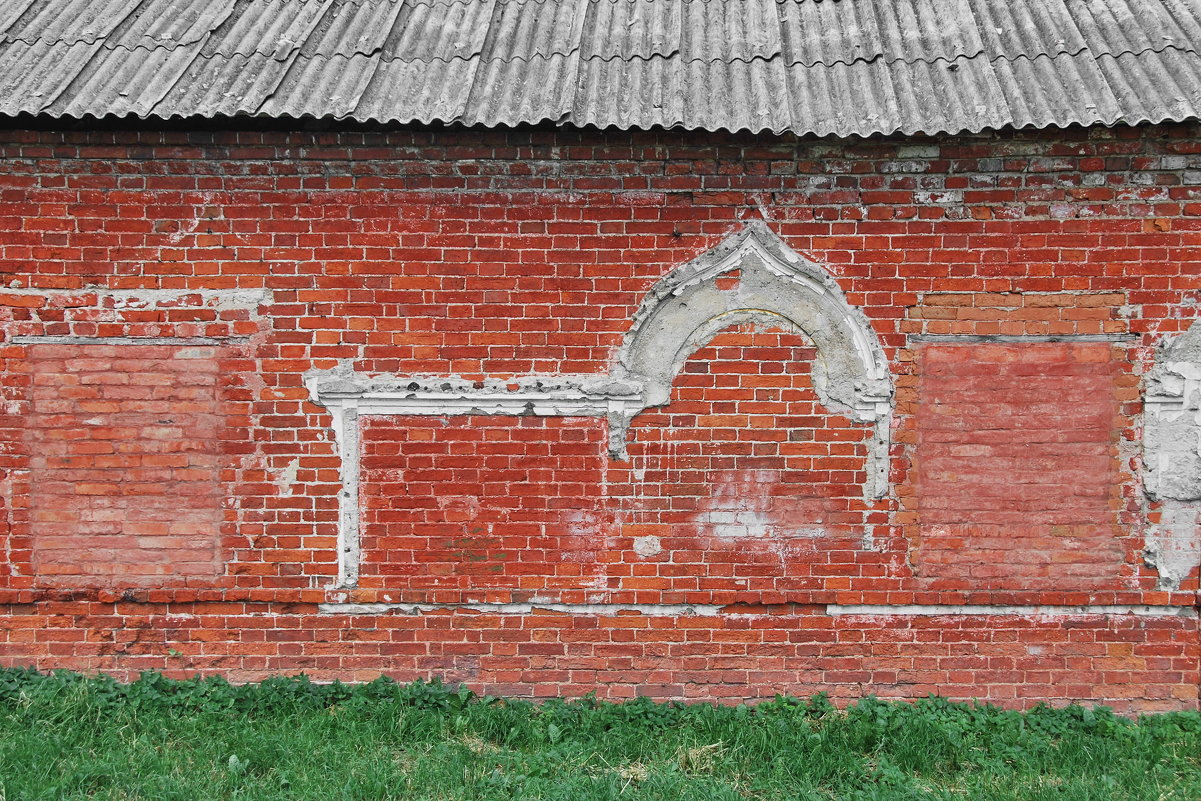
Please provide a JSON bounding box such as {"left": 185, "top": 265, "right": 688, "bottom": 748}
{"left": 0, "top": 668, "right": 1198, "bottom": 800}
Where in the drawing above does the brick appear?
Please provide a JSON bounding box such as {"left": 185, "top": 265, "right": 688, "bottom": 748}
{"left": 0, "top": 124, "right": 1196, "bottom": 709}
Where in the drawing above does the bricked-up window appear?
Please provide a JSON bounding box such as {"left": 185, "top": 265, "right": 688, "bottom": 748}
{"left": 914, "top": 342, "right": 1125, "bottom": 590}
{"left": 358, "top": 415, "right": 610, "bottom": 592}
{"left": 24, "top": 344, "right": 225, "bottom": 585}
{"left": 353, "top": 325, "right": 885, "bottom": 602}
{"left": 613, "top": 325, "right": 883, "bottom": 595}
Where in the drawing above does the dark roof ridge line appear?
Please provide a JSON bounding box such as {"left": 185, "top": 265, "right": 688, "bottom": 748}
{"left": 992, "top": 40, "right": 1199, "bottom": 67}
{"left": 3, "top": 34, "right": 107, "bottom": 47}
{"left": 28, "top": 37, "right": 1199, "bottom": 76}
{"left": 5, "top": 33, "right": 214, "bottom": 51}
{"left": 577, "top": 49, "right": 978, "bottom": 68}
{"left": 566, "top": 39, "right": 1199, "bottom": 70}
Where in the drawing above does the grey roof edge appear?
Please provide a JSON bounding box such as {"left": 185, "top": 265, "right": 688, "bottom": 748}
{"left": 6, "top": 103, "right": 1197, "bottom": 141}
{"left": 3, "top": 0, "right": 1201, "bottom": 140}
{"left": 43, "top": 109, "right": 1198, "bottom": 141}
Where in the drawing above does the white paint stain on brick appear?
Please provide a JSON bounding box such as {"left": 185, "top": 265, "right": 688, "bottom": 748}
{"left": 700, "top": 469, "right": 779, "bottom": 539}
{"left": 704, "top": 508, "right": 774, "bottom": 540}
{"left": 563, "top": 509, "right": 609, "bottom": 585}
{"left": 695, "top": 470, "right": 835, "bottom": 563}
{"left": 275, "top": 458, "right": 300, "bottom": 498}
{"left": 632, "top": 535, "right": 661, "bottom": 557}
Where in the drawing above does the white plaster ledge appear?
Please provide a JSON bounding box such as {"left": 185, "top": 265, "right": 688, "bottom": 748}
{"left": 827, "top": 604, "right": 1198, "bottom": 618}
{"left": 318, "top": 602, "right": 723, "bottom": 617}
{"left": 318, "top": 602, "right": 1197, "bottom": 619}
{"left": 0, "top": 286, "right": 272, "bottom": 311}
{"left": 309, "top": 372, "right": 646, "bottom": 420}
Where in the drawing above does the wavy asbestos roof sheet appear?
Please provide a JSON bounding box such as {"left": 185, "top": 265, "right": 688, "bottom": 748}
{"left": 356, "top": 56, "right": 480, "bottom": 122}
{"left": 1, "top": 0, "right": 144, "bottom": 45}
{"left": 381, "top": 0, "right": 495, "bottom": 61}
{"left": 106, "top": 0, "right": 238, "bottom": 51}
{"left": 481, "top": 0, "right": 588, "bottom": 60}
{"left": 0, "top": 0, "right": 1198, "bottom": 136}
{"left": 780, "top": 0, "right": 984, "bottom": 67}
{"left": 0, "top": 1, "right": 42, "bottom": 39}
{"left": 202, "top": 0, "right": 334, "bottom": 59}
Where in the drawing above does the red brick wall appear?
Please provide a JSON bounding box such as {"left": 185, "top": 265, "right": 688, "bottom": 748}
{"left": 0, "top": 122, "right": 1198, "bottom": 712}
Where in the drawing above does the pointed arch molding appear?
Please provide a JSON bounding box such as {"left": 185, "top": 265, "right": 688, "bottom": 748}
{"left": 612, "top": 222, "right": 893, "bottom": 496}
{"left": 309, "top": 223, "right": 894, "bottom": 588}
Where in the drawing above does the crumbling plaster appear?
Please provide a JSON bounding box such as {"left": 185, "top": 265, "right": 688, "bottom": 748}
{"left": 308, "top": 223, "right": 895, "bottom": 589}
{"left": 611, "top": 221, "right": 893, "bottom": 493}
{"left": 1143, "top": 319, "right": 1201, "bottom": 590}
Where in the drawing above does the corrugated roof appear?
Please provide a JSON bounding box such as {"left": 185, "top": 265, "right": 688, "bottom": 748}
{"left": 2, "top": 0, "right": 144, "bottom": 45}
{"left": 202, "top": 0, "right": 332, "bottom": 60}
{"left": 0, "top": 0, "right": 1197, "bottom": 136}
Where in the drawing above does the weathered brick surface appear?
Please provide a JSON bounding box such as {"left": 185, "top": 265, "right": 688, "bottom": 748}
{"left": 0, "top": 602, "right": 1193, "bottom": 713}
{"left": 0, "top": 122, "right": 1197, "bottom": 710}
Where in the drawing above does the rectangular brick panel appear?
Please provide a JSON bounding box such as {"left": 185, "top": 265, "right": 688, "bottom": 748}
{"left": 26, "top": 344, "right": 223, "bottom": 585}
{"left": 359, "top": 416, "right": 611, "bottom": 592}
{"left": 915, "top": 342, "right": 1125, "bottom": 589}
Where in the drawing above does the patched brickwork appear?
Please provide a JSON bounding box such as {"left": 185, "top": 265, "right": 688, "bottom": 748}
{"left": 913, "top": 342, "right": 1128, "bottom": 589}
{"left": 358, "top": 326, "right": 879, "bottom": 601}
{"left": 0, "top": 123, "right": 1198, "bottom": 711}
{"left": 360, "top": 416, "right": 610, "bottom": 592}
{"left": 612, "top": 326, "right": 883, "bottom": 600}
{"left": 23, "top": 344, "right": 224, "bottom": 585}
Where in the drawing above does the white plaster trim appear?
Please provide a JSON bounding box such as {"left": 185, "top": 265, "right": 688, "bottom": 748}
{"left": 311, "top": 374, "right": 645, "bottom": 419}
{"left": 307, "top": 370, "right": 647, "bottom": 589}
{"left": 827, "top": 604, "right": 1197, "bottom": 618}
{"left": 615, "top": 222, "right": 893, "bottom": 417}
{"left": 12, "top": 335, "right": 250, "bottom": 345}
{"left": 0, "top": 287, "right": 271, "bottom": 311}
{"left": 318, "top": 602, "right": 723, "bottom": 617}
{"left": 611, "top": 222, "right": 893, "bottom": 496}
{"left": 315, "top": 602, "right": 1197, "bottom": 618}
{"left": 332, "top": 404, "right": 361, "bottom": 589}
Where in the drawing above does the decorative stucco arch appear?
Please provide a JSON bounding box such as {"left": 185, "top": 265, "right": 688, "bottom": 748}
{"left": 610, "top": 222, "right": 894, "bottom": 499}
